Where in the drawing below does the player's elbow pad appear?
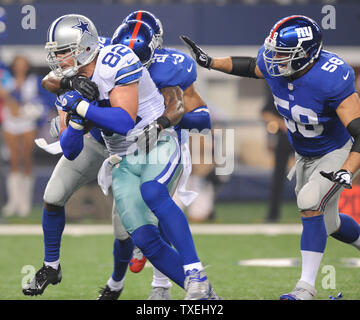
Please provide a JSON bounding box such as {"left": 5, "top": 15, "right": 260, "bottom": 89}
{"left": 178, "top": 106, "right": 212, "bottom": 131}
{"left": 60, "top": 126, "right": 84, "bottom": 160}
{"left": 80, "top": 102, "right": 134, "bottom": 135}
{"left": 230, "top": 57, "right": 259, "bottom": 78}
{"left": 347, "top": 117, "right": 360, "bottom": 153}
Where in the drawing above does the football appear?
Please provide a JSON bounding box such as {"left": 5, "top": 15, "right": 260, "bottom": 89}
{"left": 65, "top": 112, "right": 94, "bottom": 134}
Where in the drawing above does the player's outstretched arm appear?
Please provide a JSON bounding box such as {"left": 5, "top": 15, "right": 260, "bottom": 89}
{"left": 180, "top": 35, "right": 264, "bottom": 79}
{"left": 321, "top": 92, "right": 360, "bottom": 189}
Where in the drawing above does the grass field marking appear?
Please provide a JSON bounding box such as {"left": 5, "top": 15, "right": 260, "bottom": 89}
{"left": 0, "top": 224, "right": 303, "bottom": 235}
{"left": 237, "top": 258, "right": 300, "bottom": 267}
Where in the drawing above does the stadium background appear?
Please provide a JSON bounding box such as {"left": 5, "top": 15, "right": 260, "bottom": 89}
{"left": 0, "top": 0, "right": 360, "bottom": 301}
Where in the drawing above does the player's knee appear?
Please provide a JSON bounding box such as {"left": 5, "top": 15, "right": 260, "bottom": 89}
{"left": 44, "top": 202, "right": 64, "bottom": 213}
{"left": 113, "top": 216, "right": 131, "bottom": 241}
{"left": 43, "top": 179, "right": 67, "bottom": 207}
{"left": 301, "top": 210, "right": 323, "bottom": 218}
{"left": 297, "top": 180, "right": 321, "bottom": 212}
{"left": 131, "top": 224, "right": 162, "bottom": 258}
{"left": 324, "top": 211, "right": 341, "bottom": 235}
{"left": 140, "top": 180, "right": 169, "bottom": 211}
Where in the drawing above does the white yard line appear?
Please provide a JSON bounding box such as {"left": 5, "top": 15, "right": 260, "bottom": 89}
{"left": 0, "top": 224, "right": 302, "bottom": 236}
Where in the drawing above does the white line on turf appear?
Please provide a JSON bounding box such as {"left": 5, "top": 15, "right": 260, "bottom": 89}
{"left": 0, "top": 224, "right": 302, "bottom": 235}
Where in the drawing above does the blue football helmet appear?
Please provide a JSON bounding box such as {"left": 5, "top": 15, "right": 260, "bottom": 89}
{"left": 123, "top": 10, "right": 163, "bottom": 49}
{"left": 111, "top": 20, "right": 156, "bottom": 67}
{"left": 263, "top": 15, "right": 322, "bottom": 77}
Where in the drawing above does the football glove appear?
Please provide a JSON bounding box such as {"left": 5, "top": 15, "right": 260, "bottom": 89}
{"left": 320, "top": 169, "right": 353, "bottom": 189}
{"left": 60, "top": 75, "right": 99, "bottom": 102}
{"left": 68, "top": 114, "right": 87, "bottom": 130}
{"left": 50, "top": 116, "right": 60, "bottom": 138}
{"left": 180, "top": 35, "right": 213, "bottom": 69}
{"left": 136, "top": 116, "right": 171, "bottom": 153}
{"left": 61, "top": 90, "right": 85, "bottom": 114}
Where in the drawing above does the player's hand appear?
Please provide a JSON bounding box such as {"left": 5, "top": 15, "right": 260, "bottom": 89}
{"left": 50, "top": 116, "right": 60, "bottom": 138}
{"left": 61, "top": 90, "right": 84, "bottom": 114}
{"left": 60, "top": 75, "right": 99, "bottom": 101}
{"left": 68, "top": 114, "right": 87, "bottom": 130}
{"left": 320, "top": 169, "right": 353, "bottom": 189}
{"left": 136, "top": 116, "right": 171, "bottom": 153}
{"left": 180, "top": 35, "right": 213, "bottom": 69}
{"left": 136, "top": 121, "right": 162, "bottom": 153}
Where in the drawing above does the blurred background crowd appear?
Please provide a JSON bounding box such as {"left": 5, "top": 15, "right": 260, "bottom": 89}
{"left": 0, "top": 0, "right": 359, "bottom": 225}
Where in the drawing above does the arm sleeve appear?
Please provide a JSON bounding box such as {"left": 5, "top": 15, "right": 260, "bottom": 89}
{"left": 178, "top": 106, "right": 211, "bottom": 131}
{"left": 60, "top": 125, "right": 84, "bottom": 160}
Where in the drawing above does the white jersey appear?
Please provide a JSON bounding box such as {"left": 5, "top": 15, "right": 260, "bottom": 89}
{"left": 91, "top": 44, "right": 165, "bottom": 155}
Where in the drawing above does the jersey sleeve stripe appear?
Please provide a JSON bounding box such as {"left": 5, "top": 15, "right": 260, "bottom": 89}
{"left": 115, "top": 70, "right": 142, "bottom": 86}
{"left": 115, "top": 61, "right": 142, "bottom": 80}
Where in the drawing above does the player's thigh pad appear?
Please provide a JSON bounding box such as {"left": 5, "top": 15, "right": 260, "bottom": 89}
{"left": 43, "top": 136, "right": 108, "bottom": 206}
{"left": 296, "top": 140, "right": 351, "bottom": 212}
{"left": 111, "top": 157, "right": 158, "bottom": 234}
{"left": 111, "top": 200, "right": 130, "bottom": 240}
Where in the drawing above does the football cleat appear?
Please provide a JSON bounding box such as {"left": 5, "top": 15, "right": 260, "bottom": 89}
{"left": 280, "top": 280, "right": 317, "bottom": 300}
{"left": 208, "top": 287, "right": 222, "bottom": 300}
{"left": 129, "top": 247, "right": 147, "bottom": 273}
{"left": 184, "top": 269, "right": 216, "bottom": 300}
{"left": 22, "top": 263, "right": 62, "bottom": 296}
{"left": 148, "top": 287, "right": 171, "bottom": 300}
{"left": 96, "top": 285, "right": 123, "bottom": 300}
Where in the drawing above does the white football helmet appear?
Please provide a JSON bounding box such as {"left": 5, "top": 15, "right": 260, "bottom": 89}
{"left": 45, "top": 14, "right": 99, "bottom": 77}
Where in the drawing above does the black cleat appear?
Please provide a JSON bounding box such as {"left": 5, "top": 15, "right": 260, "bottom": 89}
{"left": 96, "top": 285, "right": 123, "bottom": 300}
{"left": 22, "top": 263, "right": 62, "bottom": 296}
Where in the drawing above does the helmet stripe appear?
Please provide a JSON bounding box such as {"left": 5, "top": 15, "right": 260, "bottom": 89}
{"left": 270, "top": 15, "right": 303, "bottom": 39}
{"left": 48, "top": 16, "right": 65, "bottom": 42}
{"left": 128, "top": 14, "right": 142, "bottom": 49}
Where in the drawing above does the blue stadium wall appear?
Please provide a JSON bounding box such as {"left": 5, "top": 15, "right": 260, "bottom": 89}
{"left": 4, "top": 3, "right": 360, "bottom": 46}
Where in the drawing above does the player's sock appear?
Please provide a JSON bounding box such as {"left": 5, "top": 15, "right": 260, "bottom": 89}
{"left": 112, "top": 237, "right": 134, "bottom": 282}
{"left": 331, "top": 213, "right": 360, "bottom": 250}
{"left": 141, "top": 181, "right": 200, "bottom": 266}
{"left": 107, "top": 275, "right": 125, "bottom": 291}
{"left": 42, "top": 206, "right": 65, "bottom": 265}
{"left": 131, "top": 224, "right": 185, "bottom": 288}
{"left": 152, "top": 267, "right": 172, "bottom": 289}
{"left": 299, "top": 214, "right": 327, "bottom": 287}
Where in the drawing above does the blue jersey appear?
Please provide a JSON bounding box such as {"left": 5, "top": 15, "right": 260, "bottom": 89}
{"left": 99, "top": 36, "right": 112, "bottom": 49}
{"left": 149, "top": 47, "right": 197, "bottom": 91}
{"left": 257, "top": 46, "right": 355, "bottom": 157}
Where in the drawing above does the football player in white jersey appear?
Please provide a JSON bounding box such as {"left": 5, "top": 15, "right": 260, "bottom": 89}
{"left": 23, "top": 14, "right": 218, "bottom": 300}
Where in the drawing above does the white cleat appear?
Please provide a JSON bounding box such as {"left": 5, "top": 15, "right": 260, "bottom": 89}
{"left": 280, "top": 280, "right": 317, "bottom": 300}
{"left": 184, "top": 269, "right": 218, "bottom": 300}
{"left": 148, "top": 287, "right": 171, "bottom": 300}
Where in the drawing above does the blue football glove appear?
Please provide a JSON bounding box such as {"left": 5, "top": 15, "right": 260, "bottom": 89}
{"left": 61, "top": 90, "right": 85, "bottom": 114}
{"left": 68, "top": 114, "right": 87, "bottom": 130}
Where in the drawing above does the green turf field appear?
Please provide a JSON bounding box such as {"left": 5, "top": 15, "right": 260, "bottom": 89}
{"left": 2, "top": 201, "right": 302, "bottom": 225}
{"left": 1, "top": 233, "right": 359, "bottom": 300}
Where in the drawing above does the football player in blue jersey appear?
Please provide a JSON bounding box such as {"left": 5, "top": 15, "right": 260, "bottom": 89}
{"left": 183, "top": 15, "right": 360, "bottom": 300}
{"left": 96, "top": 13, "right": 212, "bottom": 300}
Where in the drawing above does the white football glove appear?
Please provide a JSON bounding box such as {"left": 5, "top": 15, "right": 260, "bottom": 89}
{"left": 320, "top": 169, "right": 353, "bottom": 189}
{"left": 50, "top": 116, "right": 60, "bottom": 138}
